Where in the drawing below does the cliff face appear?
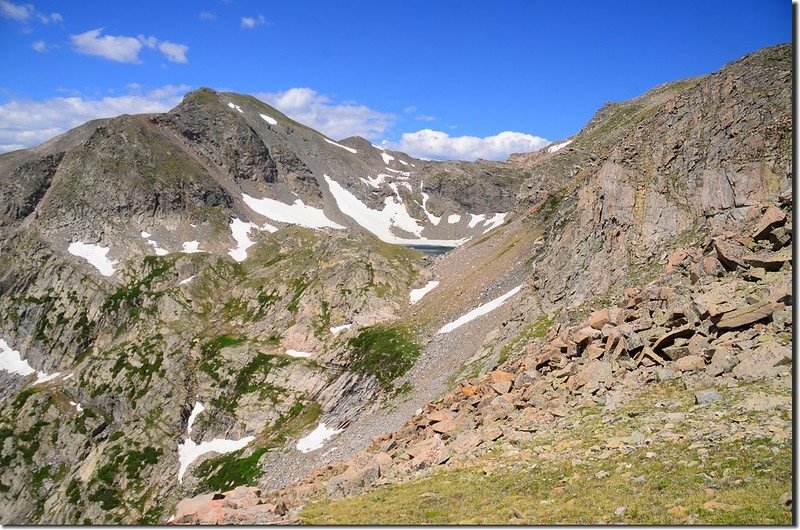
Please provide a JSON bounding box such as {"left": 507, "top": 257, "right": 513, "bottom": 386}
{"left": 0, "top": 44, "right": 791, "bottom": 524}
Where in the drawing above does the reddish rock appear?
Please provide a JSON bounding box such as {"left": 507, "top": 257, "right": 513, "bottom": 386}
{"left": 673, "top": 355, "right": 705, "bottom": 372}
{"left": 715, "top": 300, "right": 777, "bottom": 330}
{"left": 489, "top": 370, "right": 515, "bottom": 383}
{"left": 589, "top": 308, "right": 610, "bottom": 329}
{"left": 752, "top": 204, "right": 786, "bottom": 240}
{"left": 490, "top": 380, "right": 512, "bottom": 395}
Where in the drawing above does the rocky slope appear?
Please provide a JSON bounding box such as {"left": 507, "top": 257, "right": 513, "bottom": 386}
{"left": 166, "top": 43, "right": 792, "bottom": 524}
{"left": 0, "top": 43, "right": 791, "bottom": 525}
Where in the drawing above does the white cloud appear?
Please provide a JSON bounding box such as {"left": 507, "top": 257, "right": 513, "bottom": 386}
{"left": 70, "top": 29, "right": 189, "bottom": 64}
{"left": 394, "top": 129, "right": 550, "bottom": 161}
{"left": 36, "top": 10, "right": 59, "bottom": 23}
{"left": 415, "top": 114, "right": 436, "bottom": 122}
{"left": 199, "top": 11, "right": 216, "bottom": 21}
{"left": 137, "top": 34, "right": 158, "bottom": 49}
{"left": 158, "top": 41, "right": 188, "bottom": 63}
{"left": 255, "top": 88, "right": 394, "bottom": 140}
{"left": 31, "top": 39, "right": 47, "bottom": 52}
{"left": 71, "top": 28, "right": 143, "bottom": 63}
{"left": 241, "top": 14, "right": 266, "bottom": 28}
{"left": 0, "top": 84, "right": 190, "bottom": 153}
{"left": 0, "top": 1, "right": 60, "bottom": 24}
{"left": 0, "top": 0, "right": 31, "bottom": 21}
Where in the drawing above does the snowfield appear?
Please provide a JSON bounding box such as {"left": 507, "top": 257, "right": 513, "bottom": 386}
{"left": 67, "top": 242, "right": 117, "bottom": 276}
{"left": 324, "top": 138, "right": 357, "bottom": 153}
{"left": 296, "top": 422, "right": 344, "bottom": 453}
{"left": 260, "top": 113, "right": 278, "bottom": 125}
{"left": 547, "top": 139, "right": 573, "bottom": 153}
{"left": 243, "top": 194, "right": 344, "bottom": 230}
{"left": 330, "top": 323, "right": 353, "bottom": 335}
{"left": 181, "top": 241, "right": 202, "bottom": 253}
{"left": 447, "top": 214, "right": 462, "bottom": 224}
{"left": 228, "top": 218, "right": 259, "bottom": 262}
{"left": 176, "top": 401, "right": 255, "bottom": 482}
{"left": 0, "top": 337, "right": 61, "bottom": 383}
{"left": 286, "top": 349, "right": 312, "bottom": 358}
{"left": 324, "top": 174, "right": 467, "bottom": 246}
{"left": 438, "top": 285, "right": 523, "bottom": 333}
{"left": 410, "top": 280, "right": 439, "bottom": 304}
{"left": 380, "top": 152, "right": 395, "bottom": 165}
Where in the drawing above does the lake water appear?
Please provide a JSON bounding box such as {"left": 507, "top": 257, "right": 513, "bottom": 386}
{"left": 404, "top": 244, "right": 454, "bottom": 257}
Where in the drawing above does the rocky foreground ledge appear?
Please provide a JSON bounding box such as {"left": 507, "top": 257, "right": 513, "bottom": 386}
{"left": 171, "top": 196, "right": 792, "bottom": 525}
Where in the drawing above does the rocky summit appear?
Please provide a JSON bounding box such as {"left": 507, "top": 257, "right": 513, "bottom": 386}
{"left": 0, "top": 44, "right": 792, "bottom": 525}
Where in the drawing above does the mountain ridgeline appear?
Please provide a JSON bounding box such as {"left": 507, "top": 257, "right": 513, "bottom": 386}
{"left": 0, "top": 44, "right": 791, "bottom": 524}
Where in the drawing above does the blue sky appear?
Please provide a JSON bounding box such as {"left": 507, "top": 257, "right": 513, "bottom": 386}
{"left": 0, "top": 0, "right": 790, "bottom": 159}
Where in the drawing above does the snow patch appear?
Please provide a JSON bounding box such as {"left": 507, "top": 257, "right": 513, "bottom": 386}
{"left": 325, "top": 174, "right": 465, "bottom": 246}
{"left": 0, "top": 338, "right": 35, "bottom": 377}
{"left": 360, "top": 174, "right": 387, "bottom": 189}
{"left": 324, "top": 138, "right": 357, "bottom": 154}
{"left": 286, "top": 349, "right": 312, "bottom": 358}
{"left": 547, "top": 139, "right": 573, "bottom": 153}
{"left": 447, "top": 214, "right": 461, "bottom": 224}
{"left": 329, "top": 324, "right": 352, "bottom": 335}
{"left": 69, "top": 401, "right": 84, "bottom": 412}
{"left": 410, "top": 280, "right": 439, "bottom": 305}
{"left": 438, "top": 285, "right": 523, "bottom": 334}
{"left": 385, "top": 168, "right": 411, "bottom": 177}
{"left": 260, "top": 113, "right": 278, "bottom": 125}
{"left": 178, "top": 436, "right": 255, "bottom": 482}
{"left": 380, "top": 152, "right": 395, "bottom": 165}
{"left": 181, "top": 241, "right": 202, "bottom": 254}
{"left": 187, "top": 402, "right": 205, "bottom": 435}
{"left": 242, "top": 194, "right": 344, "bottom": 230}
{"left": 140, "top": 231, "right": 151, "bottom": 238}
{"left": 68, "top": 242, "right": 117, "bottom": 276}
{"left": 179, "top": 275, "right": 196, "bottom": 285}
{"left": 296, "top": 422, "right": 344, "bottom": 453}
{"left": 482, "top": 212, "right": 507, "bottom": 233}
{"left": 227, "top": 102, "right": 243, "bottom": 113}
{"left": 398, "top": 159, "right": 409, "bottom": 166}
{"left": 419, "top": 191, "right": 441, "bottom": 226}
{"left": 228, "top": 218, "right": 258, "bottom": 262}
{"left": 34, "top": 372, "right": 61, "bottom": 385}
{"left": 146, "top": 239, "right": 169, "bottom": 256}
{"left": 468, "top": 214, "right": 486, "bottom": 228}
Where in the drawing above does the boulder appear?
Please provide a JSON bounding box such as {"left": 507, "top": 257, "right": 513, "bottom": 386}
{"left": 673, "top": 355, "right": 705, "bottom": 372}
{"left": 751, "top": 205, "right": 786, "bottom": 240}
{"left": 715, "top": 300, "right": 777, "bottom": 330}
{"left": 695, "top": 389, "right": 723, "bottom": 405}
{"left": 567, "top": 360, "right": 613, "bottom": 393}
{"left": 589, "top": 309, "right": 610, "bottom": 330}
{"left": 742, "top": 248, "right": 792, "bottom": 271}
{"left": 732, "top": 341, "right": 791, "bottom": 381}
{"left": 706, "top": 346, "right": 737, "bottom": 376}
{"left": 714, "top": 238, "right": 749, "bottom": 271}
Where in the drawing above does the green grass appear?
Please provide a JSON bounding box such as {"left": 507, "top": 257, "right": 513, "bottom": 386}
{"left": 498, "top": 313, "right": 554, "bottom": 364}
{"left": 348, "top": 325, "right": 420, "bottom": 390}
{"left": 193, "top": 401, "right": 322, "bottom": 493}
{"left": 302, "top": 437, "right": 790, "bottom": 525}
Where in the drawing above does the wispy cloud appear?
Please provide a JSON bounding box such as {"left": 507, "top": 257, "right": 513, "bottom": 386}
{"left": 241, "top": 14, "right": 267, "bottom": 29}
{"left": 415, "top": 114, "right": 436, "bottom": 122}
{"left": 255, "top": 88, "right": 394, "bottom": 140}
{"left": 0, "top": 0, "right": 60, "bottom": 23}
{"left": 70, "top": 28, "right": 189, "bottom": 64}
{"left": 158, "top": 41, "right": 188, "bottom": 63}
{"left": 31, "top": 39, "right": 48, "bottom": 52}
{"left": 199, "top": 11, "right": 217, "bottom": 21}
{"left": 393, "top": 129, "right": 549, "bottom": 161}
{"left": 0, "top": 84, "right": 190, "bottom": 153}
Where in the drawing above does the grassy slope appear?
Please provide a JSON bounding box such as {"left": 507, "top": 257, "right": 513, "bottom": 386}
{"left": 301, "top": 381, "right": 792, "bottom": 525}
